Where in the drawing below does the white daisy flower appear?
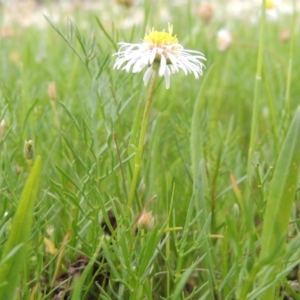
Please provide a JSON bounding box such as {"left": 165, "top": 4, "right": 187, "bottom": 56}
{"left": 265, "top": 0, "right": 279, "bottom": 21}
{"left": 113, "top": 23, "right": 206, "bottom": 89}
{"left": 216, "top": 28, "right": 232, "bottom": 52}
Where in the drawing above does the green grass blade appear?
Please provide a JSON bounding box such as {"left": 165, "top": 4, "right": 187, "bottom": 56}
{"left": 190, "top": 65, "right": 214, "bottom": 182}
{"left": 71, "top": 236, "right": 104, "bottom": 300}
{"left": 171, "top": 257, "right": 203, "bottom": 300}
{"left": 44, "top": 15, "right": 85, "bottom": 64}
{"left": 247, "top": 0, "right": 266, "bottom": 179}
{"left": 258, "top": 107, "right": 300, "bottom": 299}
{"left": 94, "top": 16, "right": 117, "bottom": 51}
{"left": 0, "top": 156, "right": 42, "bottom": 299}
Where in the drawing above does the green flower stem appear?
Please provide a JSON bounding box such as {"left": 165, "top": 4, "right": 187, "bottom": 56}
{"left": 127, "top": 66, "right": 159, "bottom": 214}
{"left": 283, "top": 0, "right": 297, "bottom": 114}
{"left": 247, "top": 0, "right": 266, "bottom": 179}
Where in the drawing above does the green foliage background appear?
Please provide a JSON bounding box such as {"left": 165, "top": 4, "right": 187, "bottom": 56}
{"left": 0, "top": 1, "right": 300, "bottom": 299}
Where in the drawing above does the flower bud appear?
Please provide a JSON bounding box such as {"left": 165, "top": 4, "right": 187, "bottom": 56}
{"left": 9, "top": 51, "right": 21, "bottom": 66}
{"left": 195, "top": 4, "right": 213, "bottom": 23}
{"left": 47, "top": 82, "right": 57, "bottom": 102}
{"left": 24, "top": 140, "right": 35, "bottom": 160}
{"left": 0, "top": 119, "right": 7, "bottom": 139}
{"left": 216, "top": 28, "right": 232, "bottom": 52}
{"left": 1, "top": 26, "right": 14, "bottom": 39}
{"left": 279, "top": 29, "right": 291, "bottom": 43}
{"left": 114, "top": 0, "right": 134, "bottom": 6}
{"left": 136, "top": 209, "right": 154, "bottom": 229}
{"left": 232, "top": 203, "right": 240, "bottom": 218}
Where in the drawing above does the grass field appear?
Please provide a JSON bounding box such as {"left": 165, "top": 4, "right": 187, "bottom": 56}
{"left": 0, "top": 1, "right": 300, "bottom": 299}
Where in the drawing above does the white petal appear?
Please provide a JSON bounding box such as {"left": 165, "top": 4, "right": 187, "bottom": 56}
{"left": 125, "top": 58, "right": 140, "bottom": 72}
{"left": 164, "top": 67, "right": 171, "bottom": 89}
{"left": 113, "top": 39, "right": 206, "bottom": 88}
{"left": 159, "top": 55, "right": 167, "bottom": 77}
{"left": 132, "top": 57, "right": 144, "bottom": 73}
{"left": 167, "top": 53, "right": 179, "bottom": 72}
{"left": 143, "top": 67, "right": 153, "bottom": 86}
{"left": 175, "top": 58, "right": 188, "bottom": 75}
{"left": 149, "top": 48, "right": 157, "bottom": 64}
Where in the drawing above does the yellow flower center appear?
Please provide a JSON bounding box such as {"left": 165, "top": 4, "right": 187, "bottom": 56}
{"left": 143, "top": 23, "right": 178, "bottom": 46}
{"left": 266, "top": 0, "right": 274, "bottom": 9}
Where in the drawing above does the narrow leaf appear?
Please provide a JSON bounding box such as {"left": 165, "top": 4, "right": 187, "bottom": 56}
{"left": 171, "top": 257, "right": 202, "bottom": 300}
{"left": 0, "top": 156, "right": 42, "bottom": 299}
{"left": 71, "top": 236, "right": 104, "bottom": 300}
{"left": 258, "top": 107, "right": 300, "bottom": 299}
{"left": 190, "top": 65, "right": 214, "bottom": 182}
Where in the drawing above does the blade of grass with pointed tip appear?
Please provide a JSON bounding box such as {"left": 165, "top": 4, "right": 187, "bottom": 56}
{"left": 190, "top": 65, "right": 214, "bottom": 182}
{"left": 258, "top": 107, "right": 300, "bottom": 299}
{"left": 0, "top": 156, "right": 41, "bottom": 299}
{"left": 94, "top": 16, "right": 117, "bottom": 51}
{"left": 171, "top": 256, "right": 203, "bottom": 300}
{"left": 190, "top": 66, "right": 218, "bottom": 300}
{"left": 71, "top": 236, "right": 104, "bottom": 300}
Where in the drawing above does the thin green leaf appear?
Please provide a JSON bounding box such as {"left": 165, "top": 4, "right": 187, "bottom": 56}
{"left": 71, "top": 236, "right": 104, "bottom": 300}
{"left": 258, "top": 106, "right": 300, "bottom": 299}
{"left": 0, "top": 156, "right": 42, "bottom": 299}
{"left": 95, "top": 17, "right": 117, "bottom": 51}
{"left": 190, "top": 65, "right": 214, "bottom": 182}
{"left": 171, "top": 257, "right": 203, "bottom": 300}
